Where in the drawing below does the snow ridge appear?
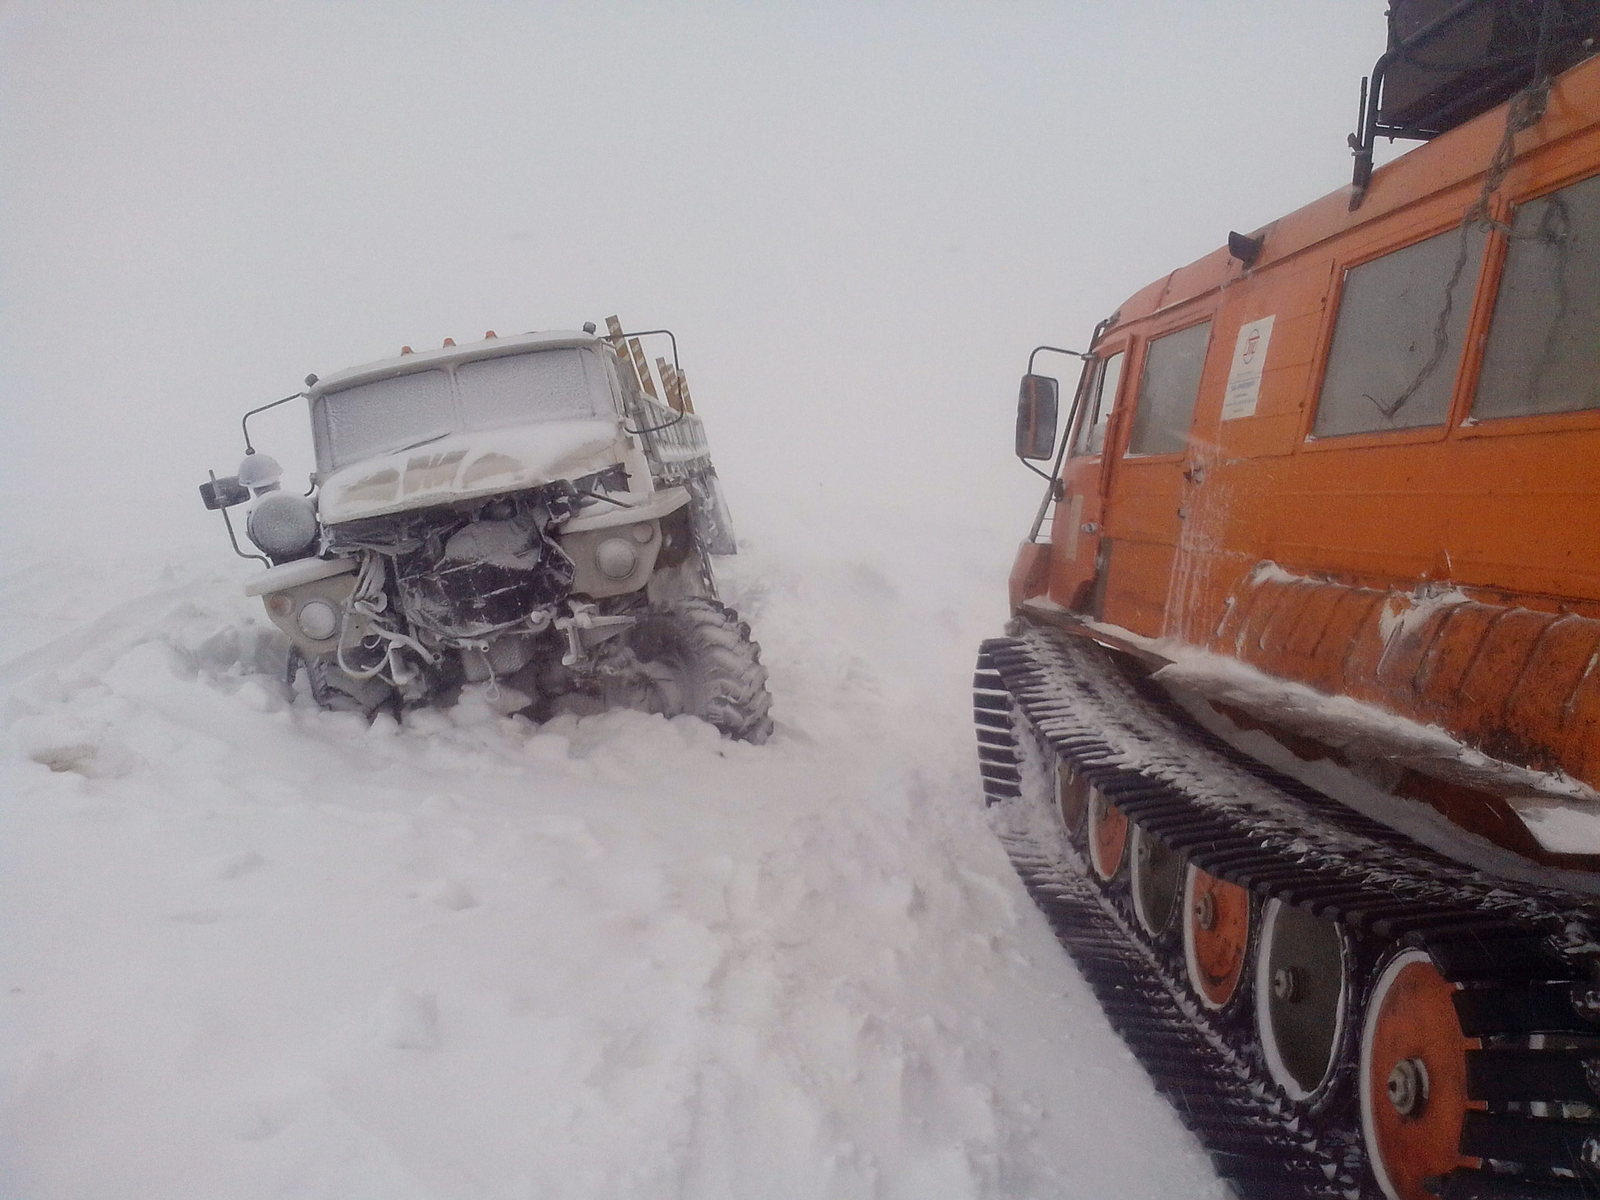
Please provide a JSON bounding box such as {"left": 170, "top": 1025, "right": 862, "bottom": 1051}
{"left": 0, "top": 533, "right": 1222, "bottom": 1200}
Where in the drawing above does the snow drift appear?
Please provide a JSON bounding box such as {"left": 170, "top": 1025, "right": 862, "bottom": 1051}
{"left": 0, "top": 515, "right": 1225, "bottom": 1200}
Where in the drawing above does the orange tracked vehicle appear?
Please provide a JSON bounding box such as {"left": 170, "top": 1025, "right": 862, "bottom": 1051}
{"left": 976, "top": 4, "right": 1600, "bottom": 1197}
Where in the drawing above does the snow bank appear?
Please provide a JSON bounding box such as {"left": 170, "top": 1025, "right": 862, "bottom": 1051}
{"left": 0, "top": 520, "right": 1224, "bottom": 1200}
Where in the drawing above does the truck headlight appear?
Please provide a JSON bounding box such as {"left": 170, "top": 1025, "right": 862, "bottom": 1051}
{"left": 594, "top": 537, "right": 639, "bottom": 580}
{"left": 247, "top": 492, "right": 318, "bottom": 558}
{"left": 296, "top": 599, "right": 339, "bottom": 641}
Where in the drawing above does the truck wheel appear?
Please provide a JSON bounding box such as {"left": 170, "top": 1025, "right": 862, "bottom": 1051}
{"left": 613, "top": 598, "right": 773, "bottom": 743}
{"left": 298, "top": 651, "right": 395, "bottom": 718}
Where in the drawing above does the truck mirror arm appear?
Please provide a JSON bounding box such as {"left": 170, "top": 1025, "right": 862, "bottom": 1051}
{"left": 1016, "top": 454, "right": 1070, "bottom": 501}
{"left": 1016, "top": 345, "right": 1090, "bottom": 484}
{"left": 203, "top": 471, "right": 270, "bottom": 566}
{"left": 1028, "top": 345, "right": 1087, "bottom": 375}
{"left": 629, "top": 409, "right": 688, "bottom": 435}
{"left": 614, "top": 327, "right": 690, "bottom": 435}
{"left": 240, "top": 391, "right": 306, "bottom": 454}
{"left": 1018, "top": 456, "right": 1057, "bottom": 485}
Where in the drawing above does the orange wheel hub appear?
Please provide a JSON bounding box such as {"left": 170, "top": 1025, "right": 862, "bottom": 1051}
{"left": 1183, "top": 866, "right": 1251, "bottom": 1009}
{"left": 1087, "top": 788, "right": 1127, "bottom": 880}
{"left": 1360, "top": 950, "right": 1482, "bottom": 1200}
{"left": 1057, "top": 762, "right": 1089, "bottom": 834}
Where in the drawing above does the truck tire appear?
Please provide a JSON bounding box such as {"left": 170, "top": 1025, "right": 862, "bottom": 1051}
{"left": 297, "top": 651, "right": 396, "bottom": 718}
{"left": 613, "top": 597, "right": 773, "bottom": 743}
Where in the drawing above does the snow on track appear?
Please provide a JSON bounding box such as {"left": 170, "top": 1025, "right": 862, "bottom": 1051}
{"left": 0, "top": 526, "right": 1226, "bottom": 1200}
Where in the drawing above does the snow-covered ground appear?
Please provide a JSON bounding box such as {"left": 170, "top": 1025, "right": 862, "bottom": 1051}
{"left": 0, "top": 504, "right": 1227, "bottom": 1200}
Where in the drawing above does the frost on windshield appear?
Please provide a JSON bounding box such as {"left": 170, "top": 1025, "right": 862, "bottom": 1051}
{"left": 1127, "top": 321, "right": 1210, "bottom": 456}
{"left": 317, "top": 349, "right": 613, "bottom": 472}
{"left": 457, "top": 349, "right": 603, "bottom": 429}
{"left": 322, "top": 369, "right": 454, "bottom": 468}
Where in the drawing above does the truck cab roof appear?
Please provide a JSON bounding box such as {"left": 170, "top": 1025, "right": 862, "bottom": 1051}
{"left": 307, "top": 330, "right": 603, "bottom": 398}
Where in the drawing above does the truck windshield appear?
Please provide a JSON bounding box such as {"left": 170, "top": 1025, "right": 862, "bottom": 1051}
{"left": 456, "top": 349, "right": 603, "bottom": 428}
{"left": 318, "top": 347, "right": 612, "bottom": 470}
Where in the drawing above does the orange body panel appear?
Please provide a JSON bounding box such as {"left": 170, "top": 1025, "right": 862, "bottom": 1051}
{"left": 1029, "top": 55, "right": 1600, "bottom": 791}
{"left": 1216, "top": 573, "right": 1600, "bottom": 781}
{"left": 1008, "top": 541, "right": 1051, "bottom": 614}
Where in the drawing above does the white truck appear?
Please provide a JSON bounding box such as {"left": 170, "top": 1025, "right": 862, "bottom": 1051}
{"left": 199, "top": 319, "right": 772, "bottom": 742}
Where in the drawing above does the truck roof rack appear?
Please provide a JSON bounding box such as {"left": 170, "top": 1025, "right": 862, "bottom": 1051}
{"left": 1349, "top": 0, "right": 1600, "bottom": 199}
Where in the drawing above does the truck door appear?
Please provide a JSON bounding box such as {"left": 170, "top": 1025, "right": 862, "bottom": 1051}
{"left": 1049, "top": 346, "right": 1128, "bottom": 613}
{"left": 1100, "top": 319, "right": 1213, "bottom": 636}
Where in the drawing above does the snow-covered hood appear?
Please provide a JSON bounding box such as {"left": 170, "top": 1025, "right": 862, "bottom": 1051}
{"left": 318, "top": 419, "right": 625, "bottom": 524}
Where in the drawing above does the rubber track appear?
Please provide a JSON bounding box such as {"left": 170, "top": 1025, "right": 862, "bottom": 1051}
{"left": 975, "top": 630, "right": 1600, "bottom": 1200}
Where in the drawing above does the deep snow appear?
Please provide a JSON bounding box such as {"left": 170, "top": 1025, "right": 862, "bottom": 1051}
{"left": 0, "top": 510, "right": 1227, "bottom": 1200}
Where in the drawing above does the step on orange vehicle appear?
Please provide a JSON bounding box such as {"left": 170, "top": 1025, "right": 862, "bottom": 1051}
{"left": 976, "top": 4, "right": 1600, "bottom": 1197}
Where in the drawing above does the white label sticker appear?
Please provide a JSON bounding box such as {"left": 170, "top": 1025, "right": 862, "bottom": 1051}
{"left": 1222, "top": 315, "right": 1275, "bottom": 420}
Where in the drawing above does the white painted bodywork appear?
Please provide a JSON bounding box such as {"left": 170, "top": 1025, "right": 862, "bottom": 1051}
{"left": 310, "top": 331, "right": 597, "bottom": 394}
{"left": 318, "top": 419, "right": 629, "bottom": 524}
{"left": 243, "top": 555, "right": 356, "bottom": 597}
{"left": 563, "top": 486, "right": 689, "bottom": 534}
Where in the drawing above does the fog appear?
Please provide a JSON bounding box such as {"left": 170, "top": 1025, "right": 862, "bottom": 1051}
{"left": 2, "top": 1, "right": 1388, "bottom": 559}
{"left": 2, "top": 8, "right": 1408, "bottom": 1193}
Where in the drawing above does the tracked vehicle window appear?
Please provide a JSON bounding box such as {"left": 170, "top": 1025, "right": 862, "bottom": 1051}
{"left": 1473, "top": 172, "right": 1600, "bottom": 420}
{"left": 1127, "top": 322, "right": 1210, "bottom": 456}
{"left": 456, "top": 349, "right": 608, "bottom": 428}
{"left": 321, "top": 370, "right": 453, "bottom": 468}
{"left": 1076, "top": 351, "right": 1125, "bottom": 455}
{"left": 1314, "top": 226, "right": 1486, "bottom": 436}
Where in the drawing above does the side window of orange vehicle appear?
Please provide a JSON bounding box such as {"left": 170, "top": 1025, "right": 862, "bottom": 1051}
{"left": 1473, "top": 171, "right": 1600, "bottom": 419}
{"left": 1074, "top": 350, "right": 1125, "bottom": 455}
{"left": 1313, "top": 225, "right": 1486, "bottom": 437}
{"left": 1126, "top": 321, "right": 1211, "bottom": 456}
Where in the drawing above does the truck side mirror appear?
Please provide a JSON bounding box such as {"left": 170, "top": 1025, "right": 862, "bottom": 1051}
{"left": 199, "top": 475, "right": 250, "bottom": 510}
{"left": 1015, "top": 374, "right": 1059, "bottom": 460}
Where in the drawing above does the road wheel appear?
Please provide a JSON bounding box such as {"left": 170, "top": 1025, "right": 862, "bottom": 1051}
{"left": 1255, "top": 898, "right": 1352, "bottom": 1102}
{"left": 1130, "top": 824, "right": 1184, "bottom": 936}
{"left": 1183, "top": 865, "right": 1251, "bottom": 1010}
{"left": 1087, "top": 788, "right": 1128, "bottom": 880}
{"left": 1057, "top": 760, "right": 1090, "bottom": 835}
{"left": 1360, "top": 949, "right": 1480, "bottom": 1200}
{"left": 613, "top": 597, "right": 773, "bottom": 743}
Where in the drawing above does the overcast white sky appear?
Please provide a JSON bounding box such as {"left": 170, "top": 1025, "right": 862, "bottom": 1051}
{"left": 1, "top": 1, "right": 1394, "bottom": 558}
